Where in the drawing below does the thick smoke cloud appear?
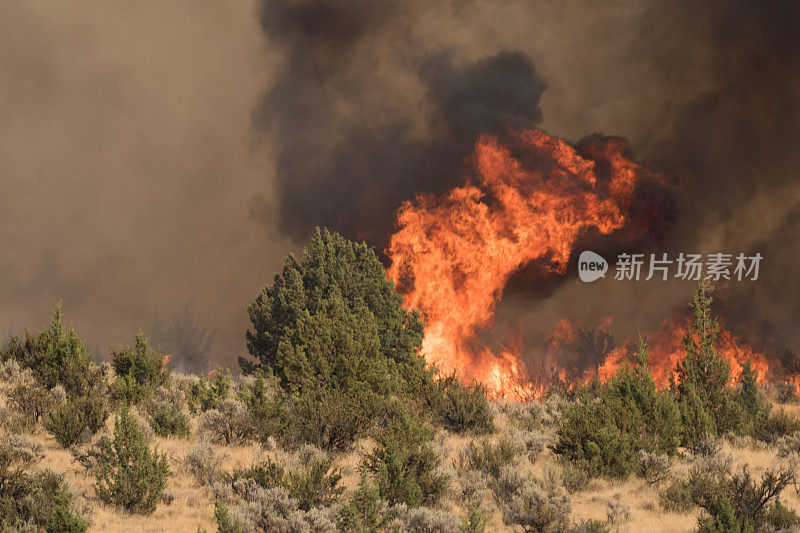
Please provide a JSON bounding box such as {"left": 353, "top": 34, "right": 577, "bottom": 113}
{"left": 256, "top": 0, "right": 800, "bottom": 373}
{"left": 255, "top": 0, "right": 547, "bottom": 249}
{"left": 1, "top": 0, "right": 797, "bottom": 372}
{"left": 634, "top": 0, "right": 800, "bottom": 362}
{"left": 0, "top": 1, "right": 292, "bottom": 370}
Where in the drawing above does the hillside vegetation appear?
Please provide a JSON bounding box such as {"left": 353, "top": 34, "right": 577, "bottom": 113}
{"left": 2, "top": 229, "right": 800, "bottom": 532}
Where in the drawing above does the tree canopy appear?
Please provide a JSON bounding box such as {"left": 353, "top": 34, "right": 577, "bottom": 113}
{"left": 241, "top": 228, "right": 431, "bottom": 398}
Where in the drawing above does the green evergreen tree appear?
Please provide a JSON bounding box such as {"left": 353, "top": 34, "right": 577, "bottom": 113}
{"left": 1, "top": 306, "right": 93, "bottom": 396}
{"left": 241, "top": 227, "right": 432, "bottom": 399}
{"left": 94, "top": 406, "right": 170, "bottom": 515}
{"left": 111, "top": 332, "right": 170, "bottom": 405}
{"left": 737, "top": 358, "right": 763, "bottom": 419}
{"left": 673, "top": 278, "right": 741, "bottom": 446}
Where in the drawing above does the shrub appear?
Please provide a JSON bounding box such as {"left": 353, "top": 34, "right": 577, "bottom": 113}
{"left": 460, "top": 470, "right": 492, "bottom": 508}
{"left": 636, "top": 450, "right": 670, "bottom": 485}
{"left": 764, "top": 498, "right": 800, "bottom": 531}
{"left": 696, "top": 466, "right": 795, "bottom": 532}
{"left": 1, "top": 435, "right": 43, "bottom": 465}
{"left": 238, "top": 371, "right": 288, "bottom": 442}
{"left": 506, "top": 427, "right": 547, "bottom": 462}
{"left": 8, "top": 381, "right": 53, "bottom": 429}
{"left": 3, "top": 310, "right": 110, "bottom": 444}
{"left": 572, "top": 520, "right": 610, "bottom": 533}
{"left": 461, "top": 504, "right": 488, "bottom": 533}
{"left": 225, "top": 457, "right": 286, "bottom": 491}
{"left": 148, "top": 403, "right": 190, "bottom": 438}
{"left": 0, "top": 308, "right": 94, "bottom": 395}
{"left": 430, "top": 373, "right": 495, "bottom": 434}
{"left": 753, "top": 408, "right": 800, "bottom": 443}
{"left": 777, "top": 431, "right": 800, "bottom": 458}
{"left": 552, "top": 338, "right": 681, "bottom": 478}
{"left": 283, "top": 385, "right": 380, "bottom": 452}
{"left": 94, "top": 406, "right": 170, "bottom": 514}
{"left": 0, "top": 457, "right": 88, "bottom": 533}
{"left": 493, "top": 466, "right": 571, "bottom": 533}
{"left": 692, "top": 433, "right": 722, "bottom": 458}
{"left": 286, "top": 459, "right": 344, "bottom": 511}
{"left": 184, "top": 442, "right": 226, "bottom": 486}
{"left": 224, "top": 456, "right": 343, "bottom": 512}
{"left": 44, "top": 391, "right": 109, "bottom": 448}
{"left": 364, "top": 409, "right": 448, "bottom": 507}
{"left": 659, "top": 477, "right": 695, "bottom": 513}
{"left": 337, "top": 472, "right": 394, "bottom": 532}
{"left": 659, "top": 458, "right": 795, "bottom": 532}
{"left": 508, "top": 397, "right": 563, "bottom": 429}
{"left": 110, "top": 332, "right": 169, "bottom": 405}
{"left": 187, "top": 369, "right": 231, "bottom": 413}
{"left": 606, "top": 497, "right": 631, "bottom": 525}
{"left": 0, "top": 405, "right": 29, "bottom": 434}
{"left": 559, "top": 462, "right": 590, "bottom": 493}
{"left": 461, "top": 439, "right": 521, "bottom": 480}
{"left": 551, "top": 397, "right": 637, "bottom": 478}
{"left": 200, "top": 399, "right": 252, "bottom": 445}
{"left": 391, "top": 505, "right": 462, "bottom": 533}
{"left": 214, "top": 483, "right": 337, "bottom": 533}
{"left": 44, "top": 401, "right": 90, "bottom": 448}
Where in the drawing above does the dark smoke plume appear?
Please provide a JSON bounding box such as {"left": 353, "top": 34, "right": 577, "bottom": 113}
{"left": 2, "top": 0, "right": 797, "bottom": 372}
{"left": 255, "top": 0, "right": 547, "bottom": 250}
{"left": 635, "top": 0, "right": 800, "bottom": 358}
{"left": 256, "top": 0, "right": 800, "bottom": 374}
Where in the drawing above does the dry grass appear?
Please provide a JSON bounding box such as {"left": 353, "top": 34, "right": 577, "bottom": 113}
{"left": 3, "top": 388, "right": 800, "bottom": 532}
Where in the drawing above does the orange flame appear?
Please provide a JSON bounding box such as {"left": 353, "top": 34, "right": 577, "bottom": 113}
{"left": 387, "top": 129, "right": 669, "bottom": 398}
{"left": 648, "top": 312, "right": 771, "bottom": 387}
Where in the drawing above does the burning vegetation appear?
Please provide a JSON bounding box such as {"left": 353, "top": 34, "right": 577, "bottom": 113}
{"left": 384, "top": 127, "right": 798, "bottom": 402}
{"left": 3, "top": 231, "right": 800, "bottom": 533}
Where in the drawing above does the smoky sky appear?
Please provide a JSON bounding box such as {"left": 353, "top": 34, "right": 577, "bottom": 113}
{"left": 255, "top": 0, "right": 548, "bottom": 249}
{"left": 1, "top": 0, "right": 798, "bottom": 371}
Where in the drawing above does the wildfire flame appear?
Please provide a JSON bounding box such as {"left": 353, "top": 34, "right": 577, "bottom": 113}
{"left": 387, "top": 128, "right": 673, "bottom": 398}
{"left": 647, "top": 312, "right": 771, "bottom": 386}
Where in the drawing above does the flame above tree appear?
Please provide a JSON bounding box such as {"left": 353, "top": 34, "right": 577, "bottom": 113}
{"left": 387, "top": 128, "right": 677, "bottom": 397}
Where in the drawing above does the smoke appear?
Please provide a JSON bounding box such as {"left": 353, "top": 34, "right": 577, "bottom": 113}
{"left": 634, "top": 0, "right": 800, "bottom": 362}
{"left": 1, "top": 0, "right": 797, "bottom": 372}
{"left": 0, "top": 1, "right": 292, "bottom": 367}
{"left": 256, "top": 0, "right": 800, "bottom": 376}
{"left": 254, "top": 0, "right": 548, "bottom": 249}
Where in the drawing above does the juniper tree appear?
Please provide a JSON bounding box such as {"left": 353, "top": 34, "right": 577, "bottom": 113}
{"left": 672, "top": 278, "right": 741, "bottom": 445}
{"left": 241, "top": 227, "right": 431, "bottom": 398}
{"left": 0, "top": 306, "right": 93, "bottom": 395}
{"left": 240, "top": 228, "right": 434, "bottom": 449}
{"left": 94, "top": 406, "right": 170, "bottom": 515}
{"left": 738, "top": 358, "right": 764, "bottom": 419}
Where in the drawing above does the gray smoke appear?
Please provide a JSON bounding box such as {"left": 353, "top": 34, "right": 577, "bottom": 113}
{"left": 1, "top": 0, "right": 797, "bottom": 372}
{"left": 254, "top": 0, "right": 548, "bottom": 250}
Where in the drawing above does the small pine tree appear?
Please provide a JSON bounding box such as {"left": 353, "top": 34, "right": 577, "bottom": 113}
{"left": 111, "top": 332, "right": 169, "bottom": 405}
{"left": 337, "top": 472, "right": 393, "bottom": 532}
{"left": 673, "top": 278, "right": 730, "bottom": 400}
{"left": 738, "top": 358, "right": 763, "bottom": 419}
{"left": 241, "top": 228, "right": 432, "bottom": 398}
{"left": 673, "top": 278, "right": 742, "bottom": 444}
{"left": 94, "top": 406, "right": 170, "bottom": 514}
{"left": 1, "top": 306, "right": 99, "bottom": 397}
{"left": 364, "top": 409, "right": 448, "bottom": 507}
